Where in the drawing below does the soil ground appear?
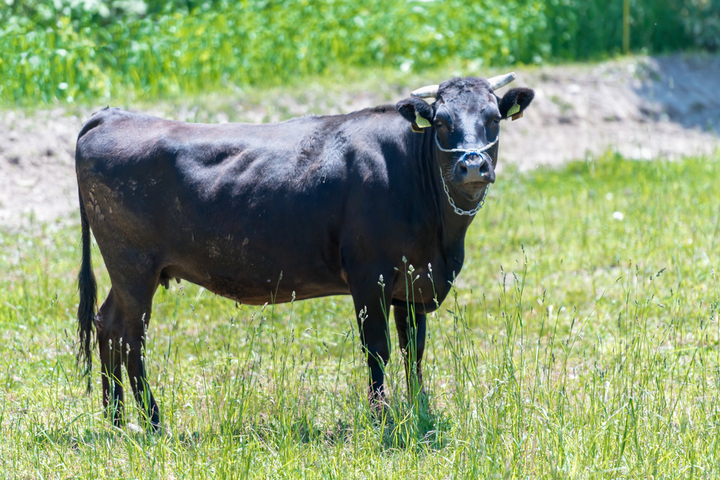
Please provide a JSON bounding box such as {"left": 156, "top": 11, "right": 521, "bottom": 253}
{"left": 1, "top": 54, "right": 719, "bottom": 230}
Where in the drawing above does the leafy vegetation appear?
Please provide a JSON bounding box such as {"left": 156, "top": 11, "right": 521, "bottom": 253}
{"left": 546, "top": 0, "right": 692, "bottom": 59}
{"left": 0, "top": 0, "right": 714, "bottom": 105}
{"left": 2, "top": 152, "right": 720, "bottom": 477}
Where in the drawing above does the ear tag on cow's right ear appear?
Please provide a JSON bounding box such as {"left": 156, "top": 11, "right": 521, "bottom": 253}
{"left": 511, "top": 111, "right": 524, "bottom": 121}
{"left": 415, "top": 112, "right": 431, "bottom": 128}
{"left": 411, "top": 123, "right": 424, "bottom": 133}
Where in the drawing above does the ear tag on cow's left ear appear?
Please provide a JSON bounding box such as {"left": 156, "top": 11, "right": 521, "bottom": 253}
{"left": 507, "top": 102, "right": 521, "bottom": 118}
{"left": 415, "top": 112, "right": 431, "bottom": 128}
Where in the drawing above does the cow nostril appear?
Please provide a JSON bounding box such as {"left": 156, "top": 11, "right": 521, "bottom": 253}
{"left": 458, "top": 163, "right": 468, "bottom": 175}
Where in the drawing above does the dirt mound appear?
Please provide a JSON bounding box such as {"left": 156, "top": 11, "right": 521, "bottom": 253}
{"left": 1, "top": 54, "right": 718, "bottom": 230}
{"left": 502, "top": 54, "right": 720, "bottom": 166}
{"left": 0, "top": 108, "right": 81, "bottom": 228}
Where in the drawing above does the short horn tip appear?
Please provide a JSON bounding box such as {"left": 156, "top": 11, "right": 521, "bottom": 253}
{"left": 488, "top": 72, "right": 517, "bottom": 90}
{"left": 411, "top": 84, "right": 439, "bottom": 99}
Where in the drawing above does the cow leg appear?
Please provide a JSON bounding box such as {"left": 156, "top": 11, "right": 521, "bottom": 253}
{"left": 108, "top": 272, "right": 161, "bottom": 432}
{"left": 118, "top": 297, "right": 160, "bottom": 432}
{"left": 393, "top": 306, "right": 427, "bottom": 399}
{"left": 125, "top": 333, "right": 160, "bottom": 432}
{"left": 350, "top": 274, "right": 393, "bottom": 402}
{"left": 97, "top": 289, "right": 125, "bottom": 426}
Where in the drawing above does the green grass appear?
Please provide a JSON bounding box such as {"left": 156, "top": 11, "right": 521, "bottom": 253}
{"left": 2, "top": 151, "right": 720, "bottom": 478}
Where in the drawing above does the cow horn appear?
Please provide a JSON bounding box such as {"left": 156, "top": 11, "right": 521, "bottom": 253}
{"left": 411, "top": 72, "right": 515, "bottom": 97}
{"left": 487, "top": 72, "right": 516, "bottom": 90}
{"left": 411, "top": 84, "right": 439, "bottom": 99}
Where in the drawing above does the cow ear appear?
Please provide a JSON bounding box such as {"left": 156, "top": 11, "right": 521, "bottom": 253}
{"left": 498, "top": 87, "right": 534, "bottom": 120}
{"left": 396, "top": 97, "right": 434, "bottom": 130}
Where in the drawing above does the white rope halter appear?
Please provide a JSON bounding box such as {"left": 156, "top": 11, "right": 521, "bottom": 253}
{"left": 434, "top": 132, "right": 498, "bottom": 158}
{"left": 435, "top": 132, "right": 498, "bottom": 216}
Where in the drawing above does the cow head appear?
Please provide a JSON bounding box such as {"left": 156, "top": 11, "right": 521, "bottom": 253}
{"left": 397, "top": 75, "right": 534, "bottom": 206}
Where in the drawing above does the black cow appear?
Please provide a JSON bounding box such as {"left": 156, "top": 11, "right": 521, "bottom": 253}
{"left": 76, "top": 75, "right": 533, "bottom": 430}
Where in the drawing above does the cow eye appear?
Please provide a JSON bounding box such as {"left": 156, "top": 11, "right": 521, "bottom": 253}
{"left": 435, "top": 111, "right": 452, "bottom": 130}
{"left": 435, "top": 118, "right": 452, "bottom": 132}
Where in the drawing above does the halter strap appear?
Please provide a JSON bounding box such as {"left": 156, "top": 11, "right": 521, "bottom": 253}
{"left": 434, "top": 132, "right": 498, "bottom": 163}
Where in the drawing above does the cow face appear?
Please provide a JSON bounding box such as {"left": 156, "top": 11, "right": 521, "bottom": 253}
{"left": 397, "top": 77, "right": 534, "bottom": 202}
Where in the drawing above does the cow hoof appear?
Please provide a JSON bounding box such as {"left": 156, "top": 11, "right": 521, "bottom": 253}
{"left": 146, "top": 416, "right": 162, "bottom": 435}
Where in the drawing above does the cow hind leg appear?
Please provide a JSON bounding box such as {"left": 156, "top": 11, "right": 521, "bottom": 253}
{"left": 105, "top": 271, "right": 162, "bottom": 432}
{"left": 393, "top": 306, "right": 427, "bottom": 400}
{"left": 97, "top": 289, "right": 125, "bottom": 426}
{"left": 125, "top": 333, "right": 160, "bottom": 431}
{"left": 117, "top": 293, "right": 160, "bottom": 432}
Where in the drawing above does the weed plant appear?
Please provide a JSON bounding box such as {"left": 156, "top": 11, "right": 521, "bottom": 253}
{"left": 1, "top": 152, "right": 720, "bottom": 477}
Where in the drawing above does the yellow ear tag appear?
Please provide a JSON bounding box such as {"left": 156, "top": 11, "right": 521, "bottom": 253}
{"left": 415, "top": 112, "right": 431, "bottom": 128}
{"left": 507, "top": 103, "right": 520, "bottom": 117}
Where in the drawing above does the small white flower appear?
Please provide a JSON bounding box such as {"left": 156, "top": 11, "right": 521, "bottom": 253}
{"left": 612, "top": 211, "right": 624, "bottom": 221}
{"left": 126, "top": 422, "right": 144, "bottom": 433}
{"left": 605, "top": 192, "right": 614, "bottom": 201}
{"left": 58, "top": 82, "right": 68, "bottom": 90}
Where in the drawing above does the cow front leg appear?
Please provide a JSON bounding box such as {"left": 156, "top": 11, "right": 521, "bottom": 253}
{"left": 394, "top": 306, "right": 427, "bottom": 399}
{"left": 358, "top": 307, "right": 391, "bottom": 401}
{"left": 350, "top": 275, "right": 393, "bottom": 402}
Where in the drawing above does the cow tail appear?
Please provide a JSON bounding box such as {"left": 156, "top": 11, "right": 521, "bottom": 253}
{"left": 77, "top": 187, "right": 97, "bottom": 392}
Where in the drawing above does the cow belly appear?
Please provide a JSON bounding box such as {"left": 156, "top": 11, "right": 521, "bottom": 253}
{"left": 202, "top": 273, "right": 350, "bottom": 305}
{"left": 159, "top": 248, "right": 350, "bottom": 306}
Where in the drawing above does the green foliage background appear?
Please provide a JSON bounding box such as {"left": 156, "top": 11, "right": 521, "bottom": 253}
{"left": 0, "top": 0, "right": 717, "bottom": 105}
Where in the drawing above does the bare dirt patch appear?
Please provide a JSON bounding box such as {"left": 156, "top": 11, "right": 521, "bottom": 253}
{"left": 1, "top": 54, "right": 718, "bottom": 230}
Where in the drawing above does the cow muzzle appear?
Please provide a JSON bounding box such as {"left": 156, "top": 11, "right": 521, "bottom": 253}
{"left": 435, "top": 132, "right": 498, "bottom": 199}
{"left": 456, "top": 153, "right": 495, "bottom": 186}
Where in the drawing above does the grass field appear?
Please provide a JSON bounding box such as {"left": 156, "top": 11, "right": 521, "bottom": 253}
{"left": 1, "top": 151, "right": 720, "bottom": 478}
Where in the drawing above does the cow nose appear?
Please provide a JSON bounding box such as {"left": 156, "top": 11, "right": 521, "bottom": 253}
{"left": 457, "top": 154, "right": 495, "bottom": 184}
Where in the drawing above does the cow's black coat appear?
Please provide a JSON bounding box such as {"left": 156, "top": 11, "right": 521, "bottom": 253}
{"left": 76, "top": 77, "right": 533, "bottom": 429}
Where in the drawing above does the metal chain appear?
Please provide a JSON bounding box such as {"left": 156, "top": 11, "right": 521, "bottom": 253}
{"left": 438, "top": 166, "right": 489, "bottom": 216}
